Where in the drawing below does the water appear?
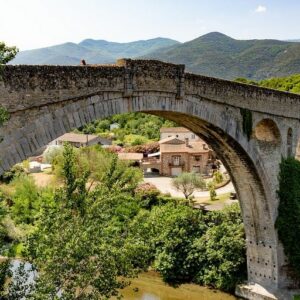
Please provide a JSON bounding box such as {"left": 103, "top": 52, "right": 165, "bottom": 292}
{"left": 118, "top": 271, "right": 237, "bottom": 300}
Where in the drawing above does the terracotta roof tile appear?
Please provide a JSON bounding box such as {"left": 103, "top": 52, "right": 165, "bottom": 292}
{"left": 160, "top": 127, "right": 190, "bottom": 133}
{"left": 57, "top": 133, "right": 100, "bottom": 143}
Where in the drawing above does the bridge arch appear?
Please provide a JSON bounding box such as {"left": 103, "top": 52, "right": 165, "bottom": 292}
{"left": 1, "top": 59, "right": 300, "bottom": 298}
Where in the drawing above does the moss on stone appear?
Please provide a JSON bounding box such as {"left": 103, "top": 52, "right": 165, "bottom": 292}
{"left": 276, "top": 157, "right": 300, "bottom": 281}
{"left": 240, "top": 108, "right": 252, "bottom": 140}
{"left": 0, "top": 106, "right": 9, "bottom": 126}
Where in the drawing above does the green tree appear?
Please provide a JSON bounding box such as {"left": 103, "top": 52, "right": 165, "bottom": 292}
{"left": 0, "top": 42, "right": 18, "bottom": 65}
{"left": 172, "top": 172, "right": 206, "bottom": 200}
{"left": 213, "top": 171, "right": 223, "bottom": 184}
{"left": 192, "top": 204, "right": 246, "bottom": 292}
{"left": 10, "top": 176, "right": 40, "bottom": 224}
{"left": 22, "top": 144, "right": 142, "bottom": 299}
{"left": 208, "top": 182, "right": 217, "bottom": 201}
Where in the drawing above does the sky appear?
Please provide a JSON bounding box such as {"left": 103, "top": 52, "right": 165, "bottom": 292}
{"left": 1, "top": 0, "right": 300, "bottom": 50}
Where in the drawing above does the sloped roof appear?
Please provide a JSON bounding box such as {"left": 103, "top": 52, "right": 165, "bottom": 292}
{"left": 160, "top": 140, "right": 210, "bottom": 154}
{"left": 159, "top": 137, "right": 186, "bottom": 145}
{"left": 57, "top": 133, "right": 100, "bottom": 143}
{"left": 160, "top": 127, "right": 190, "bottom": 133}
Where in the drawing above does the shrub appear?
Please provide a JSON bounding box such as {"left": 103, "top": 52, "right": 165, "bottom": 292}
{"left": 276, "top": 157, "right": 300, "bottom": 280}
{"left": 0, "top": 165, "right": 25, "bottom": 184}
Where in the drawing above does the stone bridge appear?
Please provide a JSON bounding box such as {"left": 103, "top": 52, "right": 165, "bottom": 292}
{"left": 1, "top": 59, "right": 300, "bottom": 299}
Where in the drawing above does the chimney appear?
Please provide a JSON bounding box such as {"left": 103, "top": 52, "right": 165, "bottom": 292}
{"left": 185, "top": 138, "right": 189, "bottom": 147}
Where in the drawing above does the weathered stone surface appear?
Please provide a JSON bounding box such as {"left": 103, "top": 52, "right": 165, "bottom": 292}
{"left": 1, "top": 59, "right": 300, "bottom": 299}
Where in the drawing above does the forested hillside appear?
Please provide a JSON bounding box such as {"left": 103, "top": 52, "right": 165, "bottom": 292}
{"left": 81, "top": 112, "right": 176, "bottom": 146}
{"left": 144, "top": 32, "right": 300, "bottom": 80}
{"left": 12, "top": 32, "right": 300, "bottom": 80}
{"left": 235, "top": 74, "right": 300, "bottom": 93}
{"left": 12, "top": 38, "right": 179, "bottom": 65}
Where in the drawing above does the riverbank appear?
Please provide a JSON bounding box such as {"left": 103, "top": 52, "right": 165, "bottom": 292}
{"left": 117, "top": 271, "right": 238, "bottom": 300}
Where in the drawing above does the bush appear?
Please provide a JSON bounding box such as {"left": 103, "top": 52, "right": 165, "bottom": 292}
{"left": 42, "top": 145, "right": 63, "bottom": 164}
{"left": 0, "top": 165, "right": 25, "bottom": 184}
{"left": 192, "top": 204, "right": 246, "bottom": 292}
{"left": 135, "top": 182, "right": 161, "bottom": 209}
{"left": 276, "top": 157, "right": 300, "bottom": 279}
{"left": 123, "top": 134, "right": 149, "bottom": 146}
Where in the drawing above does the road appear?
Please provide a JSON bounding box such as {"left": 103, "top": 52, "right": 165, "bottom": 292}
{"left": 143, "top": 175, "right": 235, "bottom": 198}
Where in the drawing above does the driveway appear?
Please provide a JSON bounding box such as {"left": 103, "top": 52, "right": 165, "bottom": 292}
{"left": 143, "top": 175, "right": 235, "bottom": 198}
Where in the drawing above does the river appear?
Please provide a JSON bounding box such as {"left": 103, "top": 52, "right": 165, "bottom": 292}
{"left": 117, "top": 271, "right": 238, "bottom": 300}
{"left": 5, "top": 260, "right": 237, "bottom": 299}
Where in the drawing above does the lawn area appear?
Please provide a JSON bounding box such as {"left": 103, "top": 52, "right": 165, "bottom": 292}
{"left": 195, "top": 192, "right": 232, "bottom": 205}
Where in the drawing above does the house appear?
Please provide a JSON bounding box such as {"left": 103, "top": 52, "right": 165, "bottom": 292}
{"left": 141, "top": 127, "right": 215, "bottom": 176}
{"left": 52, "top": 133, "right": 111, "bottom": 148}
{"left": 159, "top": 136, "right": 213, "bottom": 176}
{"left": 160, "top": 127, "right": 198, "bottom": 141}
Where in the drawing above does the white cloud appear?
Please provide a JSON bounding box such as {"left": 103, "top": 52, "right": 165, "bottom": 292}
{"left": 255, "top": 5, "right": 267, "bottom": 13}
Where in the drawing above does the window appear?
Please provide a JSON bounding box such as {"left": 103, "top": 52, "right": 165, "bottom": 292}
{"left": 191, "top": 134, "right": 195, "bottom": 139}
{"left": 172, "top": 155, "right": 181, "bottom": 166}
{"left": 194, "top": 155, "right": 202, "bottom": 161}
{"left": 176, "top": 134, "right": 179, "bottom": 138}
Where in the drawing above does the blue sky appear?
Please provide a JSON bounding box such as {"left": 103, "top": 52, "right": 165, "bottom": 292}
{"left": 1, "top": 0, "right": 300, "bottom": 50}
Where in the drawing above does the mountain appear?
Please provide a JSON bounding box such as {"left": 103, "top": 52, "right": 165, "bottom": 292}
{"left": 12, "top": 38, "right": 180, "bottom": 65}
{"left": 143, "top": 32, "right": 300, "bottom": 80}
{"left": 286, "top": 39, "right": 300, "bottom": 42}
{"left": 11, "top": 32, "right": 300, "bottom": 80}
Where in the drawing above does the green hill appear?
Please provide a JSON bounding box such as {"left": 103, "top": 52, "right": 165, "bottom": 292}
{"left": 11, "top": 32, "right": 300, "bottom": 80}
{"left": 144, "top": 32, "right": 300, "bottom": 80}
{"left": 11, "top": 38, "right": 179, "bottom": 65}
{"left": 236, "top": 74, "right": 300, "bottom": 94}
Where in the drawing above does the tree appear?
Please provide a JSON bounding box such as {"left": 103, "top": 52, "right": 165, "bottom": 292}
{"left": 208, "top": 182, "right": 217, "bottom": 201}
{"left": 213, "top": 171, "right": 223, "bottom": 184}
{"left": 10, "top": 175, "right": 40, "bottom": 224}
{"left": 192, "top": 204, "right": 246, "bottom": 292}
{"left": 172, "top": 172, "right": 206, "bottom": 200}
{"left": 22, "top": 144, "right": 142, "bottom": 299}
{"left": 0, "top": 42, "right": 18, "bottom": 65}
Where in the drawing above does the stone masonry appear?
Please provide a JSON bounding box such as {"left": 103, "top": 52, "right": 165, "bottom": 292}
{"left": 1, "top": 59, "right": 300, "bottom": 299}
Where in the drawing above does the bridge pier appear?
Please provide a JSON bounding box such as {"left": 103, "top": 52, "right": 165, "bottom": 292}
{"left": 236, "top": 283, "right": 300, "bottom": 300}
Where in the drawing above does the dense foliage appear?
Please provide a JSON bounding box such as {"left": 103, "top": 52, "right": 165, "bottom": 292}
{"left": 128, "top": 202, "right": 246, "bottom": 292}
{"left": 145, "top": 32, "right": 300, "bottom": 80}
{"left": 81, "top": 112, "right": 176, "bottom": 145}
{"left": 0, "top": 165, "right": 26, "bottom": 184}
{"left": 240, "top": 108, "right": 253, "bottom": 141}
{"left": 235, "top": 74, "right": 300, "bottom": 94}
{"left": 276, "top": 157, "right": 300, "bottom": 279}
{"left": 0, "top": 145, "right": 246, "bottom": 297}
{"left": 0, "top": 42, "right": 18, "bottom": 65}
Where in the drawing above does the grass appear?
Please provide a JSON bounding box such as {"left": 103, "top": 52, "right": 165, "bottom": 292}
{"left": 294, "top": 295, "right": 300, "bottom": 300}
{"left": 195, "top": 192, "right": 232, "bottom": 205}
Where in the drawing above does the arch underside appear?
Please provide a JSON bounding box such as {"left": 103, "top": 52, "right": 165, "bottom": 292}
{"left": 0, "top": 91, "right": 285, "bottom": 288}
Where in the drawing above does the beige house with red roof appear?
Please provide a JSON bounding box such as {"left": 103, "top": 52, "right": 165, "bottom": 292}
{"left": 142, "top": 127, "right": 214, "bottom": 176}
